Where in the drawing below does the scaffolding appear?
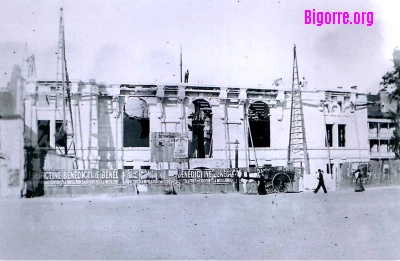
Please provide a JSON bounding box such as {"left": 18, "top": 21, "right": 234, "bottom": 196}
{"left": 287, "top": 45, "right": 310, "bottom": 175}
{"left": 55, "top": 8, "right": 77, "bottom": 168}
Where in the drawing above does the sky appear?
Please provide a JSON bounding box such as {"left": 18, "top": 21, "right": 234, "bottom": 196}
{"left": 0, "top": 0, "right": 400, "bottom": 94}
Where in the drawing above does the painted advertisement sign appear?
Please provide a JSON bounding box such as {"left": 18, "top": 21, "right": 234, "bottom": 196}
{"left": 174, "top": 137, "right": 189, "bottom": 159}
{"left": 41, "top": 170, "right": 122, "bottom": 187}
{"left": 37, "top": 168, "right": 237, "bottom": 187}
{"left": 178, "top": 169, "right": 235, "bottom": 184}
{"left": 151, "top": 132, "right": 189, "bottom": 162}
{"left": 39, "top": 169, "right": 177, "bottom": 187}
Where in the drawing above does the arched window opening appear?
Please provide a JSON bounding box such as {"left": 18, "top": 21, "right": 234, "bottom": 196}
{"left": 188, "top": 99, "right": 213, "bottom": 158}
{"left": 123, "top": 98, "right": 150, "bottom": 147}
{"left": 248, "top": 101, "right": 270, "bottom": 147}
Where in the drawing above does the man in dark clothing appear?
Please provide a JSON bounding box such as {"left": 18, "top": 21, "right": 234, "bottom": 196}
{"left": 184, "top": 70, "right": 189, "bottom": 83}
{"left": 233, "top": 170, "right": 240, "bottom": 192}
{"left": 314, "top": 169, "right": 327, "bottom": 193}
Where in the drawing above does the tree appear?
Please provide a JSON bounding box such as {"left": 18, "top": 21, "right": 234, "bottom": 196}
{"left": 380, "top": 48, "right": 400, "bottom": 158}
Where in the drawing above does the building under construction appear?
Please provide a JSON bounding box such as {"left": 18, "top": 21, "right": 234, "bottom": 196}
{"left": 0, "top": 10, "right": 397, "bottom": 198}
{"left": 22, "top": 77, "right": 376, "bottom": 189}
{"left": 1, "top": 53, "right": 397, "bottom": 198}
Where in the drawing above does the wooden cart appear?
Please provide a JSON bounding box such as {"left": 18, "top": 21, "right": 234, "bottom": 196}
{"left": 264, "top": 167, "right": 295, "bottom": 193}
{"left": 244, "top": 166, "right": 295, "bottom": 194}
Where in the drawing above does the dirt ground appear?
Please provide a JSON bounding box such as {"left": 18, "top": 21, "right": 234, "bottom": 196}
{"left": 0, "top": 187, "right": 399, "bottom": 260}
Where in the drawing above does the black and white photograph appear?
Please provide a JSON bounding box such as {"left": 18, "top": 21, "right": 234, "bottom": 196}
{"left": 0, "top": 0, "right": 399, "bottom": 259}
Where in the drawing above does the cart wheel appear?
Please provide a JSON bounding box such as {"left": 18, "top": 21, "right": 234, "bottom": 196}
{"left": 272, "top": 173, "right": 291, "bottom": 193}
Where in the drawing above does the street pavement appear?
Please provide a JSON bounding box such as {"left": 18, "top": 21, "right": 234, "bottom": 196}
{"left": 0, "top": 187, "right": 399, "bottom": 260}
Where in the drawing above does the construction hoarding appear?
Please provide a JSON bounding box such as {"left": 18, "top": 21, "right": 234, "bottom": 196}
{"left": 29, "top": 168, "right": 238, "bottom": 189}
{"left": 338, "top": 160, "right": 400, "bottom": 189}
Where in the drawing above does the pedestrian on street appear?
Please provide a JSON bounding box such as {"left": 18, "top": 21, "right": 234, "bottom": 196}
{"left": 135, "top": 183, "right": 140, "bottom": 195}
{"left": 235, "top": 169, "right": 240, "bottom": 192}
{"left": 354, "top": 169, "right": 365, "bottom": 192}
{"left": 21, "top": 177, "right": 28, "bottom": 198}
{"left": 232, "top": 170, "right": 240, "bottom": 192}
{"left": 314, "top": 169, "right": 327, "bottom": 194}
{"left": 258, "top": 171, "right": 267, "bottom": 195}
{"left": 240, "top": 169, "right": 248, "bottom": 195}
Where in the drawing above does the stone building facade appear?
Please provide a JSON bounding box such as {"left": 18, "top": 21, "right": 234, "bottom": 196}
{"left": 22, "top": 80, "right": 374, "bottom": 191}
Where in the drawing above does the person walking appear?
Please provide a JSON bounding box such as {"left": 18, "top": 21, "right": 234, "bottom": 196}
{"left": 354, "top": 169, "right": 365, "bottom": 192}
{"left": 314, "top": 169, "right": 327, "bottom": 194}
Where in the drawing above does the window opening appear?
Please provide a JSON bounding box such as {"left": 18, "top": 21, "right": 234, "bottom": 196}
{"left": 55, "top": 120, "right": 66, "bottom": 148}
{"left": 325, "top": 124, "right": 333, "bottom": 147}
{"left": 123, "top": 98, "right": 150, "bottom": 147}
{"left": 37, "top": 120, "right": 50, "bottom": 148}
{"left": 248, "top": 101, "right": 270, "bottom": 147}
{"left": 338, "top": 124, "right": 346, "bottom": 147}
{"left": 188, "top": 100, "right": 212, "bottom": 158}
{"left": 326, "top": 163, "right": 334, "bottom": 174}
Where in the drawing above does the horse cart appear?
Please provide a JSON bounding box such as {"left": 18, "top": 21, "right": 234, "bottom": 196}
{"left": 244, "top": 166, "right": 297, "bottom": 194}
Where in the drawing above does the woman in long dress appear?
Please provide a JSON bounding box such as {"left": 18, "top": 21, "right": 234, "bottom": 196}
{"left": 258, "top": 172, "right": 267, "bottom": 195}
{"left": 354, "top": 169, "right": 365, "bottom": 192}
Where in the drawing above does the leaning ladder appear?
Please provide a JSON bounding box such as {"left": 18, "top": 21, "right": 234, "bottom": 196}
{"left": 244, "top": 101, "right": 258, "bottom": 170}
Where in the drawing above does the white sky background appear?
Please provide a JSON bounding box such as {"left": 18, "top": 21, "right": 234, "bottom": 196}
{"left": 0, "top": 0, "right": 399, "bottom": 94}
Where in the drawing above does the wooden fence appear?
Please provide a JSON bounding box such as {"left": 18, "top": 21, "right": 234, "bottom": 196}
{"left": 338, "top": 160, "right": 400, "bottom": 189}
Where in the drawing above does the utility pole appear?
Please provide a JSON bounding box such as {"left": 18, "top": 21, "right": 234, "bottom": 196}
{"left": 180, "top": 44, "right": 183, "bottom": 83}
{"left": 234, "top": 140, "right": 239, "bottom": 169}
{"left": 59, "top": 8, "right": 67, "bottom": 154}
{"left": 287, "top": 45, "right": 310, "bottom": 176}
{"left": 57, "top": 7, "right": 77, "bottom": 168}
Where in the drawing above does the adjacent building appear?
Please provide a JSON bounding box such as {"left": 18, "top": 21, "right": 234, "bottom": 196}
{"left": 0, "top": 65, "right": 25, "bottom": 198}
{"left": 367, "top": 90, "right": 397, "bottom": 161}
